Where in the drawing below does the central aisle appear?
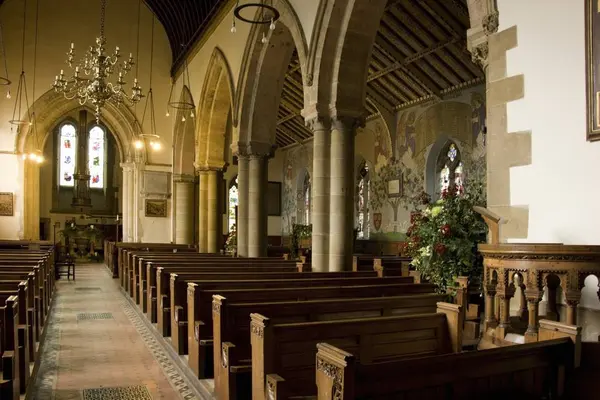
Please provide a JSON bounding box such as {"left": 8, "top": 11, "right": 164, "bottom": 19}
{"left": 30, "top": 263, "right": 201, "bottom": 400}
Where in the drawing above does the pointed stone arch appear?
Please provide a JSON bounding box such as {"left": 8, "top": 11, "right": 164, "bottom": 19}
{"left": 233, "top": 0, "right": 309, "bottom": 151}
{"left": 196, "top": 47, "right": 235, "bottom": 170}
{"left": 15, "top": 89, "right": 140, "bottom": 239}
{"left": 173, "top": 85, "right": 196, "bottom": 175}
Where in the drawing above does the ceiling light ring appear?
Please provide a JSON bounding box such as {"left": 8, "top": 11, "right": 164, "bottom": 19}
{"left": 234, "top": 3, "right": 280, "bottom": 25}
{"left": 167, "top": 100, "right": 195, "bottom": 111}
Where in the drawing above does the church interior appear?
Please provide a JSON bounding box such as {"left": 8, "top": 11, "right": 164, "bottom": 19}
{"left": 0, "top": 0, "right": 599, "bottom": 399}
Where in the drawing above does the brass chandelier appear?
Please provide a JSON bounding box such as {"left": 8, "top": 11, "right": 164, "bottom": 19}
{"left": 52, "top": 0, "right": 143, "bottom": 122}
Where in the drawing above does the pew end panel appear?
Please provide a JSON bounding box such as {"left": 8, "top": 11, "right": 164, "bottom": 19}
{"left": 315, "top": 343, "right": 355, "bottom": 400}
{"left": 436, "top": 302, "right": 463, "bottom": 353}
{"left": 538, "top": 319, "right": 582, "bottom": 368}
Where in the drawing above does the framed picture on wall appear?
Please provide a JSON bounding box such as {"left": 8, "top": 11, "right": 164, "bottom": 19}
{"left": 0, "top": 192, "right": 14, "bottom": 216}
{"left": 586, "top": 0, "right": 600, "bottom": 140}
{"left": 387, "top": 173, "right": 403, "bottom": 199}
{"left": 267, "top": 181, "right": 282, "bottom": 216}
{"left": 145, "top": 199, "right": 167, "bottom": 218}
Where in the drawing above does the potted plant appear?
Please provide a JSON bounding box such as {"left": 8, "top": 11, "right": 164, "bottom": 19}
{"left": 404, "top": 158, "right": 487, "bottom": 295}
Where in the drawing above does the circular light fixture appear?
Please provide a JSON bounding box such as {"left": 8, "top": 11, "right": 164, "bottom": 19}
{"left": 233, "top": 2, "right": 280, "bottom": 25}
{"left": 133, "top": 139, "right": 144, "bottom": 149}
{"left": 132, "top": 133, "right": 162, "bottom": 152}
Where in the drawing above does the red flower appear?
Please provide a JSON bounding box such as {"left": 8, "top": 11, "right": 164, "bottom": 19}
{"left": 411, "top": 235, "right": 421, "bottom": 245}
{"left": 434, "top": 243, "right": 447, "bottom": 255}
{"left": 410, "top": 211, "right": 422, "bottom": 224}
{"left": 399, "top": 242, "right": 409, "bottom": 255}
{"left": 440, "top": 224, "right": 451, "bottom": 237}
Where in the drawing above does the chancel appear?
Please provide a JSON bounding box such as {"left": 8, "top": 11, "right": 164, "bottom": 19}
{"left": 0, "top": 0, "right": 597, "bottom": 399}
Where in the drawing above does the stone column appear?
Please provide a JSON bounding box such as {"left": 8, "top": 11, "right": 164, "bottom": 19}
{"left": 329, "top": 117, "right": 359, "bottom": 272}
{"left": 173, "top": 174, "right": 195, "bottom": 245}
{"left": 308, "top": 116, "right": 331, "bottom": 272}
{"left": 248, "top": 155, "right": 268, "bottom": 257}
{"left": 237, "top": 155, "right": 249, "bottom": 257}
{"left": 207, "top": 169, "right": 223, "bottom": 253}
{"left": 120, "top": 162, "right": 135, "bottom": 242}
{"left": 198, "top": 170, "right": 209, "bottom": 253}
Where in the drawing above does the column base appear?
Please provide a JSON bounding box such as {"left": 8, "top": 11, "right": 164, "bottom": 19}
{"left": 524, "top": 329, "right": 538, "bottom": 343}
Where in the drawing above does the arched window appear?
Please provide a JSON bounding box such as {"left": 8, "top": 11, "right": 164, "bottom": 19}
{"left": 228, "top": 176, "right": 239, "bottom": 232}
{"left": 436, "top": 141, "right": 463, "bottom": 195}
{"left": 303, "top": 173, "right": 311, "bottom": 224}
{"left": 356, "top": 163, "right": 370, "bottom": 239}
{"left": 88, "top": 126, "right": 105, "bottom": 189}
{"left": 59, "top": 123, "right": 77, "bottom": 187}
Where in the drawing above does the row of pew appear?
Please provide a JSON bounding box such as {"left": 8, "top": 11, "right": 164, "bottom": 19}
{"left": 0, "top": 240, "right": 55, "bottom": 400}
{"left": 112, "top": 242, "right": 584, "bottom": 399}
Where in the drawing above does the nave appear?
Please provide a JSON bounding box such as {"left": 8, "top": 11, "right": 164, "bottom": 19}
{"left": 30, "top": 263, "right": 201, "bottom": 400}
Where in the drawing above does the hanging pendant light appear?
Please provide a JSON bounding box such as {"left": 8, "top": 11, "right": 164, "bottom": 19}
{"left": 133, "top": 15, "right": 162, "bottom": 152}
{"left": 231, "top": 0, "right": 280, "bottom": 45}
{"left": 0, "top": 22, "right": 11, "bottom": 99}
{"left": 10, "top": 0, "right": 33, "bottom": 131}
{"left": 166, "top": 44, "right": 195, "bottom": 118}
{"left": 24, "top": 0, "right": 44, "bottom": 163}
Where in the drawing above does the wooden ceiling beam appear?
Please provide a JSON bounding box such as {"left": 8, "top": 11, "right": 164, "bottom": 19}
{"left": 277, "top": 113, "right": 297, "bottom": 125}
{"left": 368, "top": 37, "right": 460, "bottom": 83}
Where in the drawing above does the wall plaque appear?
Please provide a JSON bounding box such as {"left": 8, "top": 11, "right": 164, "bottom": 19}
{"left": 145, "top": 199, "right": 167, "bottom": 218}
{"left": 0, "top": 192, "right": 14, "bottom": 216}
{"left": 586, "top": 0, "right": 600, "bottom": 140}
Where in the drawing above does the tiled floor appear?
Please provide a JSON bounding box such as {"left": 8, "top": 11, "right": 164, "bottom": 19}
{"left": 30, "top": 263, "right": 197, "bottom": 400}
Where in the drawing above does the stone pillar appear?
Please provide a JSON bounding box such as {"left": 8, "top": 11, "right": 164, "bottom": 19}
{"left": 120, "top": 162, "right": 135, "bottom": 242}
{"left": 248, "top": 155, "right": 268, "bottom": 257}
{"left": 207, "top": 169, "right": 223, "bottom": 253}
{"left": 329, "top": 117, "right": 359, "bottom": 272}
{"left": 198, "top": 170, "right": 209, "bottom": 253}
{"left": 173, "top": 174, "right": 195, "bottom": 245}
{"left": 308, "top": 116, "right": 331, "bottom": 272}
{"left": 237, "top": 155, "right": 249, "bottom": 257}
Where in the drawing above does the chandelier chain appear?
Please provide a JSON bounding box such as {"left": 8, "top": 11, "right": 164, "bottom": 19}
{"left": 0, "top": 23, "right": 9, "bottom": 83}
{"left": 20, "top": 0, "right": 27, "bottom": 71}
{"left": 100, "top": 0, "right": 106, "bottom": 39}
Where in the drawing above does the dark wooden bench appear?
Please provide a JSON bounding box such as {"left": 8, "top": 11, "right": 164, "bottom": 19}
{"left": 187, "top": 281, "right": 436, "bottom": 379}
{"left": 164, "top": 272, "right": 407, "bottom": 353}
{"left": 213, "top": 292, "right": 444, "bottom": 399}
{"left": 0, "top": 293, "right": 19, "bottom": 400}
{"left": 252, "top": 302, "right": 463, "bottom": 400}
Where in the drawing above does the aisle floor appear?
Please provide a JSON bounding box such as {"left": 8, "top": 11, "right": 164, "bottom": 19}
{"left": 30, "top": 263, "right": 201, "bottom": 400}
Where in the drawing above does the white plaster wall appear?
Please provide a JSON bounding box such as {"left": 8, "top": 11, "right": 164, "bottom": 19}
{"left": 287, "top": 0, "right": 320, "bottom": 46}
{"left": 498, "top": 0, "right": 600, "bottom": 312}
{"left": 498, "top": 0, "right": 600, "bottom": 244}
{"left": 0, "top": 153, "right": 23, "bottom": 239}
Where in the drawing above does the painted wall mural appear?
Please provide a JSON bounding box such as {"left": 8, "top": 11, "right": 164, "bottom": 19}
{"left": 280, "top": 85, "right": 486, "bottom": 242}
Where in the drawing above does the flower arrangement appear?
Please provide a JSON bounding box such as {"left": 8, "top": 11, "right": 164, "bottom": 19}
{"left": 290, "top": 224, "right": 312, "bottom": 259}
{"left": 404, "top": 157, "right": 487, "bottom": 294}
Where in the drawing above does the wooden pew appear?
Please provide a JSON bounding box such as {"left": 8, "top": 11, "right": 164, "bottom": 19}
{"left": 213, "top": 293, "right": 444, "bottom": 399}
{"left": 0, "top": 293, "right": 19, "bottom": 400}
{"left": 252, "top": 302, "right": 463, "bottom": 400}
{"left": 188, "top": 281, "right": 436, "bottom": 379}
{"left": 166, "top": 271, "right": 383, "bottom": 355}
{"left": 115, "top": 243, "right": 197, "bottom": 286}
{"left": 315, "top": 337, "right": 575, "bottom": 400}
{"left": 135, "top": 257, "right": 299, "bottom": 308}
{"left": 373, "top": 256, "right": 412, "bottom": 277}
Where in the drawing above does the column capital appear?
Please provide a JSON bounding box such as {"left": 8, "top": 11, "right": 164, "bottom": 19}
{"left": 233, "top": 140, "right": 275, "bottom": 158}
{"left": 193, "top": 163, "right": 223, "bottom": 173}
{"left": 330, "top": 114, "right": 365, "bottom": 133}
{"left": 173, "top": 173, "right": 195, "bottom": 183}
{"left": 304, "top": 113, "right": 332, "bottom": 132}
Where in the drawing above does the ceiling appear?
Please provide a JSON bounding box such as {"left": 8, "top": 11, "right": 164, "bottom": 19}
{"left": 144, "top": 0, "right": 228, "bottom": 73}
{"left": 274, "top": 0, "right": 484, "bottom": 148}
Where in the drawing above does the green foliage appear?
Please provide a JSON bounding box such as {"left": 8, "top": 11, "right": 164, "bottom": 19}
{"left": 404, "top": 158, "right": 487, "bottom": 293}
{"left": 290, "top": 224, "right": 311, "bottom": 259}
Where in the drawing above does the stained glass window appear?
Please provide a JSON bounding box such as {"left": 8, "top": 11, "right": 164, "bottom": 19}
{"left": 59, "top": 124, "right": 77, "bottom": 187}
{"left": 228, "top": 177, "right": 239, "bottom": 232}
{"left": 303, "top": 174, "right": 311, "bottom": 224}
{"left": 436, "top": 142, "right": 463, "bottom": 197}
{"left": 88, "top": 126, "right": 105, "bottom": 189}
{"left": 356, "top": 163, "right": 370, "bottom": 239}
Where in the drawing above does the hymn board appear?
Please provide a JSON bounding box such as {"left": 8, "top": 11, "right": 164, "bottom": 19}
{"left": 587, "top": 0, "right": 600, "bottom": 140}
